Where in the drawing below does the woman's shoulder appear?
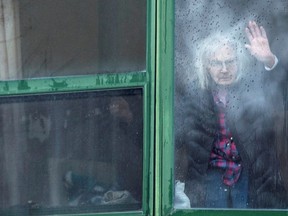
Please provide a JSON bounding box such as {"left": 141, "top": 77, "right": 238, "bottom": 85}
{"left": 181, "top": 88, "right": 212, "bottom": 107}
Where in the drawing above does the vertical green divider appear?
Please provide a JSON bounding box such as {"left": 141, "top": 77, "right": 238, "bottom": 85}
{"left": 155, "top": 0, "right": 174, "bottom": 216}
{"left": 145, "top": 0, "right": 156, "bottom": 215}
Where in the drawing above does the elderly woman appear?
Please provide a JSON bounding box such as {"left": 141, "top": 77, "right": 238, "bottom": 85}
{"left": 176, "top": 21, "right": 287, "bottom": 208}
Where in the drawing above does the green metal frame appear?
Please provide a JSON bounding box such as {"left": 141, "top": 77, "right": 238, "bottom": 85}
{"left": 0, "top": 0, "right": 156, "bottom": 216}
{"left": 155, "top": 0, "right": 174, "bottom": 215}
{"left": 156, "top": 0, "right": 288, "bottom": 216}
{"left": 6, "top": 1, "right": 288, "bottom": 215}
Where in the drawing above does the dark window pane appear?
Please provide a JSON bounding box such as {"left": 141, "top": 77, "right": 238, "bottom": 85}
{"left": 0, "top": 89, "right": 143, "bottom": 214}
{"left": 174, "top": 0, "right": 288, "bottom": 210}
{"left": 17, "top": 0, "right": 146, "bottom": 79}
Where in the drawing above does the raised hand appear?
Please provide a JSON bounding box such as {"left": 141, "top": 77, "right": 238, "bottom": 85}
{"left": 245, "top": 21, "right": 275, "bottom": 68}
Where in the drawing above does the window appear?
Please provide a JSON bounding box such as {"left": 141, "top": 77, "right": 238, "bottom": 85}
{"left": 0, "top": 0, "right": 154, "bottom": 216}
{"left": 157, "top": 0, "right": 288, "bottom": 215}
{"left": 19, "top": 0, "right": 146, "bottom": 78}
{"left": 2, "top": 0, "right": 288, "bottom": 216}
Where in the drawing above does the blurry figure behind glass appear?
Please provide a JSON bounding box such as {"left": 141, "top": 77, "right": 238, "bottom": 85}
{"left": 175, "top": 21, "right": 288, "bottom": 209}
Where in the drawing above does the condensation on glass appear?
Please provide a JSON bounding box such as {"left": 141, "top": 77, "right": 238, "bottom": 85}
{"left": 0, "top": 0, "right": 146, "bottom": 80}
{"left": 0, "top": 89, "right": 143, "bottom": 214}
{"left": 174, "top": 0, "right": 288, "bottom": 210}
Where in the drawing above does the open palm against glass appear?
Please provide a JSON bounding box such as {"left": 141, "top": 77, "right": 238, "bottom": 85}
{"left": 245, "top": 20, "right": 275, "bottom": 68}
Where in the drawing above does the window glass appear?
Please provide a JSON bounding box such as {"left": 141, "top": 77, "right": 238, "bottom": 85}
{"left": 174, "top": 0, "right": 288, "bottom": 209}
{"left": 5, "top": 0, "right": 146, "bottom": 80}
{"left": 0, "top": 89, "right": 143, "bottom": 215}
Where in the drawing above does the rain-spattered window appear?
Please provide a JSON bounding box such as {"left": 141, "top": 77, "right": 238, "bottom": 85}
{"left": 174, "top": 0, "right": 288, "bottom": 211}
{"left": 0, "top": 1, "right": 153, "bottom": 216}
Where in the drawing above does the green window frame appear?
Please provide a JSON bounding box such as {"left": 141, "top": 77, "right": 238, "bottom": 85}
{"left": 0, "top": 1, "right": 156, "bottom": 216}
{"left": 157, "top": 1, "right": 288, "bottom": 216}
{"left": 2, "top": 1, "right": 288, "bottom": 216}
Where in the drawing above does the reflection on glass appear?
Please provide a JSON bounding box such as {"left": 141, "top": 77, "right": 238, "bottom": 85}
{"left": 174, "top": 0, "right": 288, "bottom": 209}
{"left": 16, "top": 0, "right": 146, "bottom": 79}
{"left": 0, "top": 89, "right": 143, "bottom": 214}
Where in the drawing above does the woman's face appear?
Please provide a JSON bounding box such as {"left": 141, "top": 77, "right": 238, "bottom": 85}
{"left": 207, "top": 45, "right": 238, "bottom": 86}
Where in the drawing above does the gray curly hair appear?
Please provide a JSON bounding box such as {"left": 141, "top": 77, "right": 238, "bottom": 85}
{"left": 194, "top": 30, "right": 250, "bottom": 89}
